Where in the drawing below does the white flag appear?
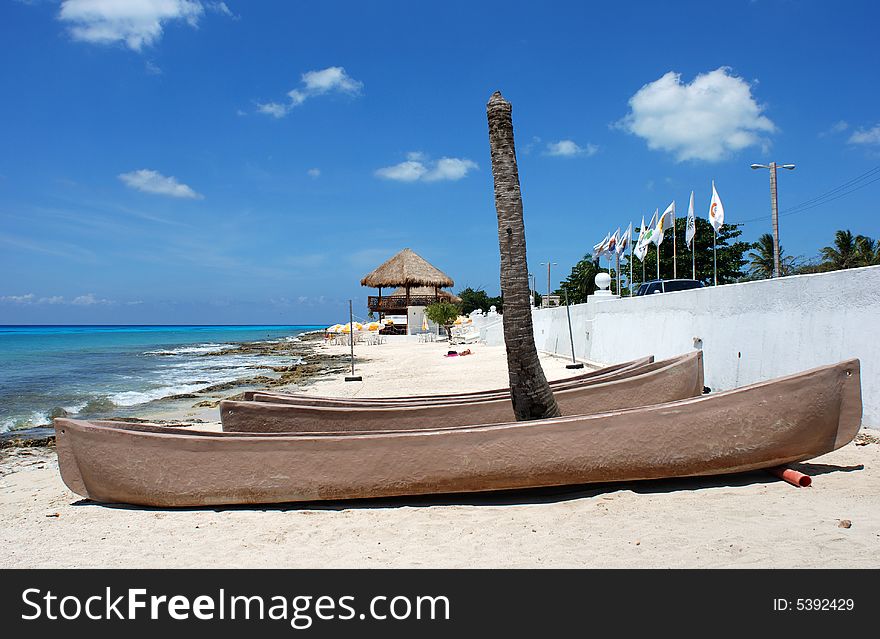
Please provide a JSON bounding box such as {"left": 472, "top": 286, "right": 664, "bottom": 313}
{"left": 635, "top": 211, "right": 657, "bottom": 260}
{"left": 709, "top": 181, "right": 724, "bottom": 232}
{"left": 592, "top": 233, "right": 610, "bottom": 260}
{"left": 654, "top": 201, "right": 675, "bottom": 247}
{"left": 685, "top": 190, "right": 696, "bottom": 248}
{"left": 634, "top": 216, "right": 648, "bottom": 260}
{"left": 617, "top": 222, "right": 632, "bottom": 256}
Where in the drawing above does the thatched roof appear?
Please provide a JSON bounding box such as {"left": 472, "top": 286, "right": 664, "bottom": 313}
{"left": 389, "top": 286, "right": 462, "bottom": 304}
{"left": 360, "top": 248, "right": 454, "bottom": 288}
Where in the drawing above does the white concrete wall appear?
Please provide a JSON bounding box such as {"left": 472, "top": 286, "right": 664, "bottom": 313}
{"left": 479, "top": 265, "right": 880, "bottom": 428}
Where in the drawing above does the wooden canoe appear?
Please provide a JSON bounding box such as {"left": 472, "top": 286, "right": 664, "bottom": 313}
{"left": 221, "top": 352, "right": 704, "bottom": 433}
{"left": 54, "top": 359, "right": 862, "bottom": 507}
{"left": 242, "top": 355, "right": 655, "bottom": 404}
{"left": 249, "top": 356, "right": 657, "bottom": 407}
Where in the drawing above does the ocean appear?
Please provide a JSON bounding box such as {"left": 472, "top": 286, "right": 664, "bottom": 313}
{"left": 0, "top": 325, "right": 324, "bottom": 434}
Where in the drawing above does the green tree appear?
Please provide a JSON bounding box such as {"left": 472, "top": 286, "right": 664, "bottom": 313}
{"left": 820, "top": 230, "right": 861, "bottom": 270}
{"left": 855, "top": 235, "right": 880, "bottom": 266}
{"left": 557, "top": 255, "right": 601, "bottom": 304}
{"left": 424, "top": 301, "right": 460, "bottom": 341}
{"left": 747, "top": 233, "right": 796, "bottom": 279}
{"left": 486, "top": 91, "right": 559, "bottom": 420}
{"left": 623, "top": 217, "right": 750, "bottom": 288}
{"left": 486, "top": 294, "right": 504, "bottom": 313}
{"left": 457, "top": 287, "right": 491, "bottom": 315}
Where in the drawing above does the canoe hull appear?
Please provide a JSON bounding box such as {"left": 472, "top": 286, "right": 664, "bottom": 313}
{"left": 54, "top": 359, "right": 862, "bottom": 508}
{"left": 221, "top": 352, "right": 704, "bottom": 433}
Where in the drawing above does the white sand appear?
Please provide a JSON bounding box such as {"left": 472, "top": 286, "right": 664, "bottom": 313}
{"left": 2, "top": 341, "right": 878, "bottom": 568}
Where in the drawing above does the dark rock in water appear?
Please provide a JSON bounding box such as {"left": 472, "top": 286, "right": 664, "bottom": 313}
{"left": 81, "top": 397, "right": 116, "bottom": 414}
{"left": 0, "top": 427, "right": 56, "bottom": 449}
{"left": 165, "top": 393, "right": 201, "bottom": 400}
{"left": 48, "top": 407, "right": 69, "bottom": 419}
{"left": 192, "top": 399, "right": 221, "bottom": 408}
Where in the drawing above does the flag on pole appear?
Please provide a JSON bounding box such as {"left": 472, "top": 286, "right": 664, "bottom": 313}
{"left": 633, "top": 216, "right": 647, "bottom": 260}
{"left": 709, "top": 181, "right": 725, "bottom": 232}
{"left": 634, "top": 211, "right": 656, "bottom": 260}
{"left": 617, "top": 222, "right": 632, "bottom": 256}
{"left": 685, "top": 190, "right": 696, "bottom": 248}
{"left": 607, "top": 228, "right": 620, "bottom": 255}
{"left": 654, "top": 201, "right": 675, "bottom": 247}
{"left": 592, "top": 233, "right": 610, "bottom": 260}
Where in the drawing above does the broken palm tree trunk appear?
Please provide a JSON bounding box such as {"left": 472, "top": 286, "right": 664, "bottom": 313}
{"left": 487, "top": 91, "right": 561, "bottom": 420}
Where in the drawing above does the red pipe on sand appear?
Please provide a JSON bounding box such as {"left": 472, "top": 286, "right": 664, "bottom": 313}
{"left": 768, "top": 466, "right": 812, "bottom": 487}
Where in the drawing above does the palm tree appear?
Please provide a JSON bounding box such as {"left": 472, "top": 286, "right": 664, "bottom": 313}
{"left": 855, "top": 235, "right": 879, "bottom": 266}
{"left": 486, "top": 91, "right": 560, "bottom": 420}
{"left": 747, "top": 233, "right": 795, "bottom": 278}
{"left": 747, "top": 234, "right": 776, "bottom": 279}
{"left": 820, "top": 230, "right": 861, "bottom": 270}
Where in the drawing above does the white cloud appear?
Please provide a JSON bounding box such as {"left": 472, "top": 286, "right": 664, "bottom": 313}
{"left": 257, "top": 66, "right": 363, "bottom": 117}
{"left": 376, "top": 161, "right": 426, "bottom": 182}
{"left": 375, "top": 153, "right": 477, "bottom": 183}
{"left": 119, "top": 169, "right": 203, "bottom": 199}
{"left": 58, "top": 0, "right": 204, "bottom": 51}
{"left": 72, "top": 293, "right": 114, "bottom": 306}
{"left": 256, "top": 101, "right": 288, "bottom": 119}
{"left": 0, "top": 293, "right": 113, "bottom": 306}
{"left": 207, "top": 2, "right": 235, "bottom": 18}
{"left": 307, "top": 168, "right": 321, "bottom": 178}
{"left": 145, "top": 60, "right": 162, "bottom": 75}
{"left": 617, "top": 67, "right": 776, "bottom": 162}
{"left": 544, "top": 139, "right": 599, "bottom": 157}
{"left": 0, "top": 294, "right": 36, "bottom": 304}
{"left": 849, "top": 124, "right": 880, "bottom": 146}
{"left": 424, "top": 157, "right": 479, "bottom": 181}
{"left": 820, "top": 120, "right": 849, "bottom": 137}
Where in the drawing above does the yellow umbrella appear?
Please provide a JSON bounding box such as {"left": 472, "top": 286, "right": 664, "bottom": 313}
{"left": 340, "top": 322, "right": 363, "bottom": 333}
{"left": 364, "top": 321, "right": 381, "bottom": 331}
{"left": 453, "top": 316, "right": 465, "bottom": 325}
{"left": 421, "top": 315, "right": 429, "bottom": 331}
{"left": 326, "top": 324, "right": 343, "bottom": 333}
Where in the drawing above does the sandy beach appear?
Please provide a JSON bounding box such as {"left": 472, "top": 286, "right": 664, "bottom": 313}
{"left": 2, "top": 340, "right": 878, "bottom": 568}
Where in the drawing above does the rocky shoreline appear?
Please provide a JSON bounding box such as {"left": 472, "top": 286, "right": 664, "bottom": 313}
{"left": 1, "top": 331, "right": 351, "bottom": 449}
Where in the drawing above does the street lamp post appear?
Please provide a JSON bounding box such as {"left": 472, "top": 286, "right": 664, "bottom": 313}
{"left": 539, "top": 261, "right": 557, "bottom": 307}
{"left": 751, "top": 162, "right": 795, "bottom": 278}
{"left": 528, "top": 272, "right": 536, "bottom": 307}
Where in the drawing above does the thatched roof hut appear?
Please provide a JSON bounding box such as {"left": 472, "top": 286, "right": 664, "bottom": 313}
{"left": 360, "top": 248, "right": 454, "bottom": 289}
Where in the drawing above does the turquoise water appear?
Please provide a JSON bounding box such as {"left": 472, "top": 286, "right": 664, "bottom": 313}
{"left": 0, "top": 325, "right": 324, "bottom": 433}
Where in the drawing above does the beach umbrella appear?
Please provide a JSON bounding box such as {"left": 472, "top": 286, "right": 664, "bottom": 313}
{"left": 421, "top": 315, "right": 429, "bottom": 331}
{"left": 364, "top": 321, "right": 381, "bottom": 331}
{"left": 340, "top": 322, "right": 363, "bottom": 333}
{"left": 326, "top": 324, "right": 343, "bottom": 333}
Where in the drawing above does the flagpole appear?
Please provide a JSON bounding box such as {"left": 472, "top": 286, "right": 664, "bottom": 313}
{"left": 673, "top": 212, "right": 678, "bottom": 279}
{"left": 629, "top": 230, "right": 633, "bottom": 297}
{"left": 712, "top": 230, "right": 718, "bottom": 286}
{"left": 692, "top": 240, "right": 696, "bottom": 280}
{"left": 656, "top": 244, "right": 660, "bottom": 281}
{"left": 616, "top": 253, "right": 620, "bottom": 296}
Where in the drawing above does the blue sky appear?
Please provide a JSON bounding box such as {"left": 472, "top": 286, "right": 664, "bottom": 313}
{"left": 1, "top": 0, "right": 878, "bottom": 324}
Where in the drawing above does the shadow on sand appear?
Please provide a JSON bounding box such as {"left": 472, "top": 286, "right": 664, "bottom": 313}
{"left": 70, "top": 462, "right": 865, "bottom": 513}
